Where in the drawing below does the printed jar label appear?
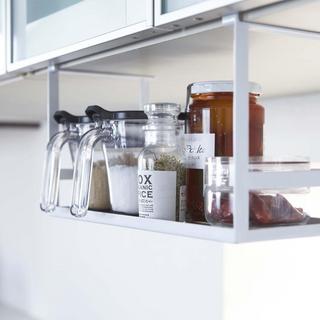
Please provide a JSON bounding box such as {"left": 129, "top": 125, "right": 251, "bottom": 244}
{"left": 184, "top": 133, "right": 215, "bottom": 169}
{"left": 138, "top": 171, "right": 176, "bottom": 220}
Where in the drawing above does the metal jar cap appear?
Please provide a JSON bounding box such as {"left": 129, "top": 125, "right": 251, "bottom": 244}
{"left": 189, "top": 81, "right": 261, "bottom": 95}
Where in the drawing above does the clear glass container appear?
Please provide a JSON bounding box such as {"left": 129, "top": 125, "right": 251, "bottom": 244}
{"left": 71, "top": 106, "right": 147, "bottom": 217}
{"left": 138, "top": 103, "right": 186, "bottom": 221}
{"left": 40, "top": 111, "right": 95, "bottom": 213}
{"left": 185, "top": 81, "right": 265, "bottom": 224}
{"left": 204, "top": 157, "right": 310, "bottom": 227}
{"left": 106, "top": 111, "right": 147, "bottom": 215}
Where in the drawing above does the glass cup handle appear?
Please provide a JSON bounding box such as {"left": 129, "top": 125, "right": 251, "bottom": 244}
{"left": 70, "top": 128, "right": 106, "bottom": 217}
{"left": 40, "top": 131, "right": 78, "bottom": 212}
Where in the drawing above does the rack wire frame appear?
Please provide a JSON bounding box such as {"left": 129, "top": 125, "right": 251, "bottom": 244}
{"left": 46, "top": 11, "right": 320, "bottom": 243}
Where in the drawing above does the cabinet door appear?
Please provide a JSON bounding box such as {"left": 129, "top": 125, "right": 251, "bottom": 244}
{"left": 11, "top": 0, "right": 128, "bottom": 62}
{"left": 0, "top": 0, "right": 5, "bottom": 75}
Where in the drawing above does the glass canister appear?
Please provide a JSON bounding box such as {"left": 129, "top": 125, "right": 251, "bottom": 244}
{"left": 40, "top": 111, "right": 95, "bottom": 213}
{"left": 204, "top": 157, "right": 309, "bottom": 226}
{"left": 138, "top": 103, "right": 186, "bottom": 221}
{"left": 70, "top": 106, "right": 147, "bottom": 217}
{"left": 70, "top": 106, "right": 114, "bottom": 217}
{"left": 185, "top": 81, "right": 264, "bottom": 223}
{"left": 106, "top": 110, "right": 147, "bottom": 214}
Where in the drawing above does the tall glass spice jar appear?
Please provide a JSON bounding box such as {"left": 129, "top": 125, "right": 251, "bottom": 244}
{"left": 185, "top": 81, "right": 264, "bottom": 223}
{"left": 138, "top": 103, "right": 186, "bottom": 221}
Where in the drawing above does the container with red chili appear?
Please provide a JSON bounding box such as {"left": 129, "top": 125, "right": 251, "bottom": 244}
{"left": 204, "top": 157, "right": 309, "bottom": 227}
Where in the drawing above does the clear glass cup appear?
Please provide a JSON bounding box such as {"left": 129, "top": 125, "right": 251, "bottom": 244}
{"left": 70, "top": 106, "right": 147, "bottom": 217}
{"left": 204, "top": 157, "right": 310, "bottom": 226}
{"left": 40, "top": 111, "right": 94, "bottom": 213}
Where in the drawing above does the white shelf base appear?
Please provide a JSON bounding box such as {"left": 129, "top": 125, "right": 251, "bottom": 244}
{"left": 246, "top": 219, "right": 320, "bottom": 242}
{"left": 53, "top": 207, "right": 236, "bottom": 242}
{"left": 50, "top": 207, "right": 320, "bottom": 243}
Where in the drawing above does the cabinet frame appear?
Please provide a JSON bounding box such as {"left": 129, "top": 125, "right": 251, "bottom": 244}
{"left": 0, "top": 0, "right": 7, "bottom": 75}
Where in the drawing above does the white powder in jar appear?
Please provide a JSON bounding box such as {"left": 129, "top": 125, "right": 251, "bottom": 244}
{"left": 108, "top": 165, "right": 139, "bottom": 214}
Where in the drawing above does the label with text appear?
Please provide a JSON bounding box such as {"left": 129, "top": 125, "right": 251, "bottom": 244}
{"left": 138, "top": 170, "right": 176, "bottom": 220}
{"left": 184, "top": 133, "right": 215, "bottom": 169}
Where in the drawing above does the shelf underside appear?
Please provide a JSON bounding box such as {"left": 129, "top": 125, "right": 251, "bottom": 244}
{"left": 1, "top": 3, "right": 320, "bottom": 122}
{"left": 51, "top": 207, "right": 320, "bottom": 243}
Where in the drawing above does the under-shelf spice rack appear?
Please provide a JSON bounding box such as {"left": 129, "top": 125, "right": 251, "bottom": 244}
{"left": 45, "top": 6, "right": 320, "bottom": 243}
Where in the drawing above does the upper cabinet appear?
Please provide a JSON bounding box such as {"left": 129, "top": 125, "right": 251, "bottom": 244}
{"left": 0, "top": 0, "right": 6, "bottom": 75}
{"left": 1, "top": 0, "right": 285, "bottom": 75}
{"left": 8, "top": 0, "right": 153, "bottom": 70}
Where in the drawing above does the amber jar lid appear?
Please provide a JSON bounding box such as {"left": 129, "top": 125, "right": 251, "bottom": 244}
{"left": 189, "top": 81, "right": 261, "bottom": 95}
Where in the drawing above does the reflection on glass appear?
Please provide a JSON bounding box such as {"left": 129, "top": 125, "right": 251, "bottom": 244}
{"left": 11, "top": 0, "right": 127, "bottom": 62}
{"left": 161, "top": 0, "right": 205, "bottom": 14}
{"left": 26, "top": 0, "right": 82, "bottom": 23}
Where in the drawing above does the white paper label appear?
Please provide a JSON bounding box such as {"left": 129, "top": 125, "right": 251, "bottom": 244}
{"left": 179, "top": 185, "right": 186, "bottom": 222}
{"left": 138, "top": 171, "right": 176, "bottom": 220}
{"left": 184, "top": 133, "right": 215, "bottom": 169}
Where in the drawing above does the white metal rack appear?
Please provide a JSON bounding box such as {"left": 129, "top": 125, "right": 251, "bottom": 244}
{"left": 42, "top": 2, "right": 320, "bottom": 243}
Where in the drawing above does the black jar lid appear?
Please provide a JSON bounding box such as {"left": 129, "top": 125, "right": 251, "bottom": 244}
{"left": 86, "top": 105, "right": 147, "bottom": 120}
{"left": 113, "top": 110, "right": 147, "bottom": 120}
{"left": 177, "top": 112, "right": 188, "bottom": 121}
{"left": 54, "top": 111, "right": 92, "bottom": 124}
{"left": 85, "top": 105, "right": 113, "bottom": 120}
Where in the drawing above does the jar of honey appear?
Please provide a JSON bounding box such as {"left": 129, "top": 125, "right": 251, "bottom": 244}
{"left": 185, "top": 81, "right": 264, "bottom": 223}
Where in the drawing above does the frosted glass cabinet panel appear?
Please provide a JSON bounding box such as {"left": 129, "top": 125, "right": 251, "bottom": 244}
{"left": 11, "top": 0, "right": 136, "bottom": 62}
{"left": 155, "top": 0, "right": 235, "bottom": 26}
{"left": 161, "top": 0, "right": 206, "bottom": 13}
{"left": 0, "top": 0, "right": 5, "bottom": 74}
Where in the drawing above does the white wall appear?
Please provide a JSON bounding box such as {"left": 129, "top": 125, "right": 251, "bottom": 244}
{"left": 263, "top": 93, "right": 320, "bottom": 161}
{"left": 0, "top": 92, "right": 320, "bottom": 320}
{"left": 223, "top": 93, "right": 320, "bottom": 320}
{"left": 0, "top": 126, "right": 223, "bottom": 320}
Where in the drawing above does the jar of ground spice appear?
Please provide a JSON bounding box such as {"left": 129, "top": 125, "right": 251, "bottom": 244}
{"left": 185, "top": 81, "right": 264, "bottom": 223}
{"left": 138, "top": 103, "right": 186, "bottom": 221}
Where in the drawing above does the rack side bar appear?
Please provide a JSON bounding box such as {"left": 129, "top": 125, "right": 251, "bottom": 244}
{"left": 47, "top": 65, "right": 59, "bottom": 139}
{"left": 249, "top": 170, "right": 320, "bottom": 189}
{"left": 232, "top": 14, "right": 250, "bottom": 242}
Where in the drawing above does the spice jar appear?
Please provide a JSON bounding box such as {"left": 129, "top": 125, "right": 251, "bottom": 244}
{"left": 138, "top": 103, "right": 186, "bottom": 221}
{"left": 185, "top": 81, "right": 264, "bottom": 223}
